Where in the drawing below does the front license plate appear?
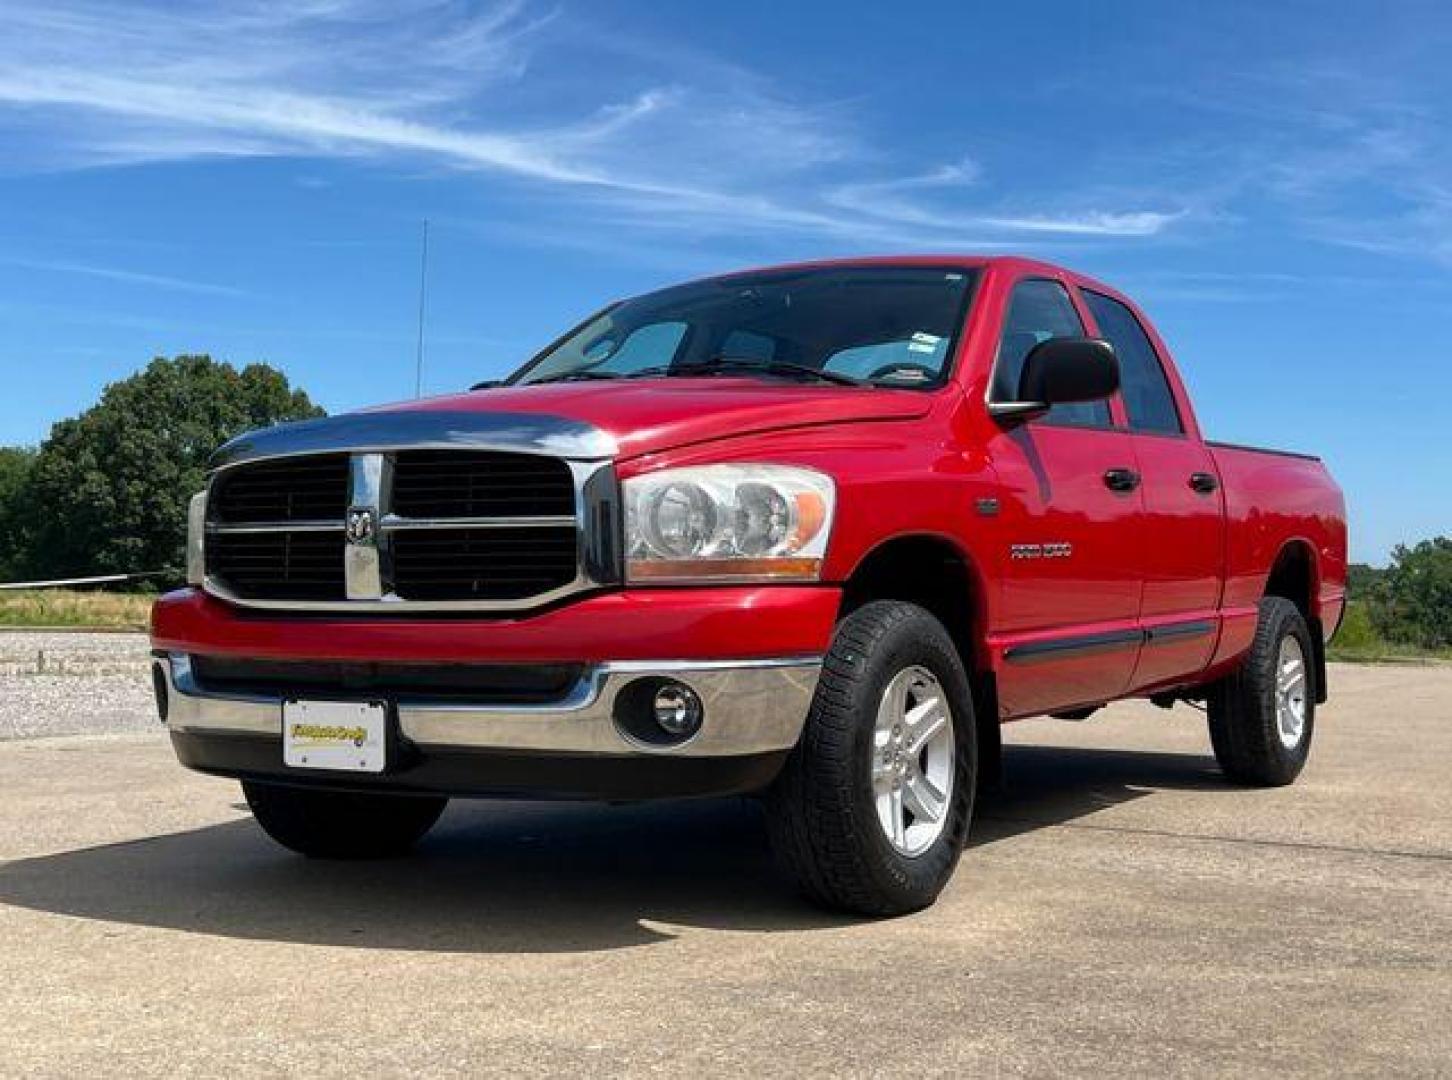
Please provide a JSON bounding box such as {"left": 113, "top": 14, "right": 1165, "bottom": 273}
{"left": 283, "top": 700, "right": 387, "bottom": 773}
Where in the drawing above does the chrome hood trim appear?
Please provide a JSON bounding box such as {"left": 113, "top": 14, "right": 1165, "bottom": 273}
{"left": 210, "top": 409, "right": 617, "bottom": 471}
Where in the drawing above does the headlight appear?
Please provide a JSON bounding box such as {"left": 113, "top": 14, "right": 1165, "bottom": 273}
{"left": 624, "top": 464, "right": 835, "bottom": 582}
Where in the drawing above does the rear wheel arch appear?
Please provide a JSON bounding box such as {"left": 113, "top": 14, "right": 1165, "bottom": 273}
{"left": 1263, "top": 539, "right": 1327, "bottom": 703}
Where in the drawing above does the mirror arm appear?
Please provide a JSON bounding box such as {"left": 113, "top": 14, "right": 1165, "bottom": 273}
{"left": 988, "top": 400, "right": 1050, "bottom": 424}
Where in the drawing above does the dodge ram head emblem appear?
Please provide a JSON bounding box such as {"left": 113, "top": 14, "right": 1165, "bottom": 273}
{"left": 345, "top": 507, "right": 376, "bottom": 546}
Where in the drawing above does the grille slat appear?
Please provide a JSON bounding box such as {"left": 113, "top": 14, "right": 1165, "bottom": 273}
{"left": 392, "top": 526, "right": 577, "bottom": 601}
{"left": 211, "top": 455, "right": 349, "bottom": 524}
{"left": 207, "top": 531, "right": 346, "bottom": 601}
{"left": 391, "top": 450, "right": 575, "bottom": 519}
{"left": 189, "top": 656, "right": 584, "bottom": 704}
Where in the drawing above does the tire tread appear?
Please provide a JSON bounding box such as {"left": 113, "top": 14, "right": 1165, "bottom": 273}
{"left": 768, "top": 601, "right": 975, "bottom": 916}
{"left": 1207, "top": 596, "right": 1315, "bottom": 787}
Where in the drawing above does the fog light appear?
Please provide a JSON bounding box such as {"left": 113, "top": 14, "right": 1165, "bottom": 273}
{"left": 613, "top": 676, "right": 707, "bottom": 747}
{"left": 653, "top": 682, "right": 703, "bottom": 737}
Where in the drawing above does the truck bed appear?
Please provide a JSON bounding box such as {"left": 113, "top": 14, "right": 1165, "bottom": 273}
{"left": 1206, "top": 438, "right": 1347, "bottom": 643}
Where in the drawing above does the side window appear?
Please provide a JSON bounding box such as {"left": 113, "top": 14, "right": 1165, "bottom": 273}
{"left": 993, "top": 279, "right": 1111, "bottom": 428}
{"left": 1083, "top": 291, "right": 1182, "bottom": 435}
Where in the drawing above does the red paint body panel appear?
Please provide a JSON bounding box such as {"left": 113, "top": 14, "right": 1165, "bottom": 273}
{"left": 153, "top": 254, "right": 1348, "bottom": 724}
{"left": 375, "top": 378, "right": 931, "bottom": 463}
{"left": 152, "top": 586, "right": 841, "bottom": 664}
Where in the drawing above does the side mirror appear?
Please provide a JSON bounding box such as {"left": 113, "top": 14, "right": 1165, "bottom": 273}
{"left": 989, "top": 337, "right": 1119, "bottom": 422}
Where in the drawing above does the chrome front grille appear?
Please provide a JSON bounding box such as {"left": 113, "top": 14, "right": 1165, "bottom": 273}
{"left": 204, "top": 448, "right": 610, "bottom": 611}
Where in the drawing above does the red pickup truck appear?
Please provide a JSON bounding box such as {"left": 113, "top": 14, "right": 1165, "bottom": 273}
{"left": 151, "top": 255, "right": 1347, "bottom": 915}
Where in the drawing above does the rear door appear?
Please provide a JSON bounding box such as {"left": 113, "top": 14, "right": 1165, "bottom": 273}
{"left": 985, "top": 277, "right": 1145, "bottom": 718}
{"left": 1080, "top": 289, "right": 1225, "bottom": 690}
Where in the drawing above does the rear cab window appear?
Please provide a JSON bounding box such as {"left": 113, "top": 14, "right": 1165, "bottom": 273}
{"left": 1082, "top": 290, "right": 1183, "bottom": 435}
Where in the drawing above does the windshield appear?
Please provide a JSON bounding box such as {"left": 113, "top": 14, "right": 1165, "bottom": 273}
{"left": 508, "top": 266, "right": 976, "bottom": 389}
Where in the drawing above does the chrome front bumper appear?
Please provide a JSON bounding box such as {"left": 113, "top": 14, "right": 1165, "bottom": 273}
{"left": 158, "top": 653, "right": 821, "bottom": 758}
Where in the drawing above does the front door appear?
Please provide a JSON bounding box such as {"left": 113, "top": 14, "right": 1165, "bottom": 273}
{"left": 984, "top": 278, "right": 1145, "bottom": 718}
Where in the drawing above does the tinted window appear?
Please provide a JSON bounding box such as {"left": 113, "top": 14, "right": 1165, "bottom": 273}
{"left": 993, "top": 279, "right": 1110, "bottom": 428}
{"left": 581, "top": 321, "right": 688, "bottom": 375}
{"left": 825, "top": 333, "right": 950, "bottom": 385}
{"left": 513, "top": 267, "right": 974, "bottom": 388}
{"left": 719, "top": 329, "right": 776, "bottom": 362}
{"left": 1084, "top": 291, "right": 1182, "bottom": 434}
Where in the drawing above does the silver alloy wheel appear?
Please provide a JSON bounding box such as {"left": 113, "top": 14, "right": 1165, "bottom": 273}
{"left": 871, "top": 665, "right": 955, "bottom": 857}
{"left": 1275, "top": 635, "right": 1308, "bottom": 750}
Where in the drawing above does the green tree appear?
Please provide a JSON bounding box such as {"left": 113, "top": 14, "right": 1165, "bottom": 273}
{"left": 1371, "top": 537, "right": 1452, "bottom": 649}
{"left": 0, "top": 447, "right": 36, "bottom": 580}
{"left": 1345, "top": 562, "right": 1386, "bottom": 601}
{"left": 19, "top": 356, "right": 323, "bottom": 582}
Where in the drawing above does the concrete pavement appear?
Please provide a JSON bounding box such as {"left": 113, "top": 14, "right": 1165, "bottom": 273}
{"left": 0, "top": 658, "right": 1448, "bottom": 1077}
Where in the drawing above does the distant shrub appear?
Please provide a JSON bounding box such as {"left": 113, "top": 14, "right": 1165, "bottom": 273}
{"left": 1369, "top": 537, "right": 1452, "bottom": 650}
{"left": 1331, "top": 601, "right": 1382, "bottom": 655}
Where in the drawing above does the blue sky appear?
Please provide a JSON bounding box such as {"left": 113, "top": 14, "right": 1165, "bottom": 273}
{"left": 2, "top": 0, "right": 1450, "bottom": 562}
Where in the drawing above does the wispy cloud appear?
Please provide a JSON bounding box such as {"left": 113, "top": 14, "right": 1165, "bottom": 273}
{"left": 824, "top": 161, "right": 1180, "bottom": 239}
{"left": 0, "top": 256, "right": 246, "bottom": 297}
{"left": 0, "top": 0, "right": 1182, "bottom": 249}
{"left": 977, "top": 211, "right": 1183, "bottom": 237}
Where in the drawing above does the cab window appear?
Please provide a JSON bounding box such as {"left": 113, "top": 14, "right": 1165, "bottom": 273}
{"left": 1083, "top": 290, "right": 1183, "bottom": 435}
{"left": 992, "top": 279, "right": 1111, "bottom": 428}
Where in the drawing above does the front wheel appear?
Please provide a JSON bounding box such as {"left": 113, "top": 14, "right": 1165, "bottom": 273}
{"left": 1207, "top": 596, "right": 1317, "bottom": 786}
{"left": 242, "top": 781, "right": 447, "bottom": 859}
{"left": 768, "top": 601, "right": 977, "bottom": 916}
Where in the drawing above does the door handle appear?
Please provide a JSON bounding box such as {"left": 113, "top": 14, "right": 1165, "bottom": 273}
{"left": 1103, "top": 468, "right": 1141, "bottom": 493}
{"left": 1188, "top": 472, "right": 1219, "bottom": 494}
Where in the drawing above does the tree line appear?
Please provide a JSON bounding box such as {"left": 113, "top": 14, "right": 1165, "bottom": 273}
{"left": 0, "top": 356, "right": 322, "bottom": 584}
{"left": 1343, "top": 541, "right": 1452, "bottom": 652}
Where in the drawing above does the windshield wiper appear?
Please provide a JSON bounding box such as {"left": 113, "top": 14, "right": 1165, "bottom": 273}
{"left": 673, "top": 357, "right": 865, "bottom": 387}
{"left": 525, "top": 358, "right": 866, "bottom": 387}
{"left": 526, "top": 370, "right": 625, "bottom": 385}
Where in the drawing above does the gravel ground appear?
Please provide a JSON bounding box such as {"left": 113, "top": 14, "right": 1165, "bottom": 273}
{"left": 0, "top": 632, "right": 156, "bottom": 740}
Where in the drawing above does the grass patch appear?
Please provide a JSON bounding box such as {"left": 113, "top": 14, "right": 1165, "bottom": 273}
{"left": 0, "top": 589, "right": 153, "bottom": 630}
{"left": 1327, "top": 600, "right": 1452, "bottom": 663}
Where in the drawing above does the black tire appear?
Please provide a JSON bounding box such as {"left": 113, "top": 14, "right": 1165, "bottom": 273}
{"left": 242, "top": 781, "right": 447, "bottom": 859}
{"left": 767, "top": 601, "right": 977, "bottom": 916}
{"left": 1207, "top": 596, "right": 1316, "bottom": 786}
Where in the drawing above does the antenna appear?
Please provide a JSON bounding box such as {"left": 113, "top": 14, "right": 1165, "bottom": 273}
{"left": 413, "top": 218, "right": 430, "bottom": 397}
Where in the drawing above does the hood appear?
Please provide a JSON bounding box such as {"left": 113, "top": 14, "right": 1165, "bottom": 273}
{"left": 369, "top": 377, "right": 935, "bottom": 459}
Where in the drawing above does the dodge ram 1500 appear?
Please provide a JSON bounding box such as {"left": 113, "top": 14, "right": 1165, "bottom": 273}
{"left": 151, "top": 256, "right": 1347, "bottom": 915}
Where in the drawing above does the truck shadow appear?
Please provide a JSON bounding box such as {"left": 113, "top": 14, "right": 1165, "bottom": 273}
{"left": 0, "top": 744, "right": 1225, "bottom": 953}
{"left": 973, "top": 743, "right": 1228, "bottom": 847}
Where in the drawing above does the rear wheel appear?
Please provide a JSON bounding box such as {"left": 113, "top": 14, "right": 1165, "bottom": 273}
{"left": 242, "top": 781, "right": 447, "bottom": 859}
{"left": 1207, "top": 596, "right": 1316, "bottom": 786}
{"left": 768, "top": 601, "right": 977, "bottom": 916}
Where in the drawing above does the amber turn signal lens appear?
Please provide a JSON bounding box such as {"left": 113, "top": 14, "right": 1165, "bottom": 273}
{"left": 791, "top": 491, "right": 828, "bottom": 549}
{"left": 626, "top": 557, "right": 824, "bottom": 582}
